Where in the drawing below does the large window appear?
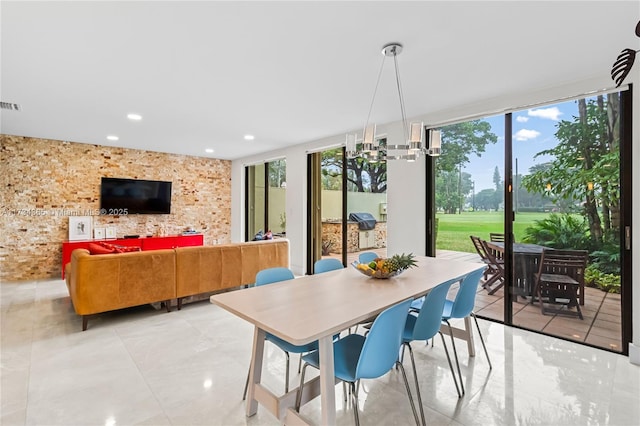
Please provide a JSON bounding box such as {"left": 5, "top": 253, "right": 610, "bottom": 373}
{"left": 245, "top": 159, "right": 286, "bottom": 241}
{"left": 430, "top": 90, "right": 630, "bottom": 354}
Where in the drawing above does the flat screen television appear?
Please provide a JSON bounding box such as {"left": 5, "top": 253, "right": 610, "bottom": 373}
{"left": 100, "top": 177, "right": 172, "bottom": 214}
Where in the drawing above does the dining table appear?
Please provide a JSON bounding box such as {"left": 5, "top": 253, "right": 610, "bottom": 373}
{"left": 484, "top": 241, "right": 545, "bottom": 298}
{"left": 210, "top": 256, "right": 485, "bottom": 425}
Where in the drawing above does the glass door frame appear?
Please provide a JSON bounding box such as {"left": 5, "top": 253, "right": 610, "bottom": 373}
{"left": 306, "top": 148, "right": 348, "bottom": 274}
{"left": 425, "top": 88, "right": 633, "bottom": 355}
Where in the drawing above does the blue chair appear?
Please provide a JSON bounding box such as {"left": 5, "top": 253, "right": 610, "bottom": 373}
{"left": 314, "top": 258, "right": 344, "bottom": 274}
{"left": 441, "top": 267, "right": 492, "bottom": 396}
{"left": 358, "top": 251, "right": 378, "bottom": 264}
{"left": 242, "top": 267, "right": 323, "bottom": 399}
{"left": 296, "top": 299, "right": 419, "bottom": 426}
{"left": 402, "top": 279, "right": 461, "bottom": 423}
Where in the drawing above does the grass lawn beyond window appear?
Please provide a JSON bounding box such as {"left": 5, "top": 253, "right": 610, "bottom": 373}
{"left": 436, "top": 211, "right": 555, "bottom": 253}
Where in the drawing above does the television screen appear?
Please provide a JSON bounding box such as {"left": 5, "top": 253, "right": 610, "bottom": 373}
{"left": 100, "top": 177, "right": 172, "bottom": 214}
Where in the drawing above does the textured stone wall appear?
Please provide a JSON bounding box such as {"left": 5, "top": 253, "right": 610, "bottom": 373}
{"left": 322, "top": 221, "right": 387, "bottom": 254}
{"left": 0, "top": 135, "right": 231, "bottom": 282}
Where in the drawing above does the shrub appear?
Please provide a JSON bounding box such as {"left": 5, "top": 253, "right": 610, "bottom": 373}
{"left": 521, "top": 213, "right": 588, "bottom": 250}
{"left": 585, "top": 265, "right": 621, "bottom": 293}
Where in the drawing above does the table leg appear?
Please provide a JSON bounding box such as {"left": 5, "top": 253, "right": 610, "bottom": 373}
{"left": 318, "top": 335, "right": 336, "bottom": 426}
{"left": 246, "top": 326, "right": 266, "bottom": 417}
{"left": 464, "top": 316, "right": 476, "bottom": 357}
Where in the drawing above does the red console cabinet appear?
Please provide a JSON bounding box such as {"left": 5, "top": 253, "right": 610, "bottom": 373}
{"left": 61, "top": 234, "right": 204, "bottom": 279}
{"left": 141, "top": 234, "right": 203, "bottom": 250}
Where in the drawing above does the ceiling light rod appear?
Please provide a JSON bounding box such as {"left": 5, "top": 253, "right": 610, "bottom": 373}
{"left": 346, "top": 42, "right": 441, "bottom": 162}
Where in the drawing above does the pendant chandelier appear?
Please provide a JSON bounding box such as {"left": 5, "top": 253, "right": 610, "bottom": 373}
{"left": 346, "top": 42, "right": 441, "bottom": 162}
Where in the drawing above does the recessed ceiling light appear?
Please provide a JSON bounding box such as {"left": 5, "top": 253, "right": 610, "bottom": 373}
{"left": 127, "top": 113, "right": 142, "bottom": 121}
{"left": 106, "top": 135, "right": 119, "bottom": 141}
{"left": 244, "top": 135, "right": 255, "bottom": 141}
{"left": 205, "top": 148, "right": 214, "bottom": 153}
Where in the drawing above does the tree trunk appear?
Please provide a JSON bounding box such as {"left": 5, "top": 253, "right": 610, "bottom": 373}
{"left": 579, "top": 98, "right": 603, "bottom": 244}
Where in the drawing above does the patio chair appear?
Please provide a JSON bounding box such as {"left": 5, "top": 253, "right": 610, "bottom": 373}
{"left": 531, "top": 249, "right": 588, "bottom": 319}
{"left": 470, "top": 236, "right": 504, "bottom": 293}
{"left": 489, "top": 232, "right": 505, "bottom": 242}
{"left": 479, "top": 239, "right": 506, "bottom": 295}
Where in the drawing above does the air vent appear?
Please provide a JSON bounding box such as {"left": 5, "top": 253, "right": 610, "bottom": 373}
{"left": 1, "top": 102, "right": 21, "bottom": 111}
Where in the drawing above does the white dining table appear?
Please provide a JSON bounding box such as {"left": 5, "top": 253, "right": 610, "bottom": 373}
{"left": 210, "top": 256, "right": 485, "bottom": 425}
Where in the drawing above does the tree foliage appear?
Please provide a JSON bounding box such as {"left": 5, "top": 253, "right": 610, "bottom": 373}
{"left": 436, "top": 120, "right": 498, "bottom": 213}
{"left": 437, "top": 171, "right": 472, "bottom": 214}
{"left": 321, "top": 148, "right": 387, "bottom": 193}
{"left": 437, "top": 120, "right": 498, "bottom": 173}
{"left": 521, "top": 94, "right": 620, "bottom": 247}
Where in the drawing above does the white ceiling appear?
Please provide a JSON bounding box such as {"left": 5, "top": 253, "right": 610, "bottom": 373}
{"left": 1, "top": 1, "right": 639, "bottom": 160}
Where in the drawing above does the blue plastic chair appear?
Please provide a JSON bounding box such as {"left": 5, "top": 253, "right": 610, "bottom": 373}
{"left": 296, "top": 299, "right": 419, "bottom": 426}
{"left": 314, "top": 258, "right": 344, "bottom": 274}
{"left": 402, "top": 279, "right": 461, "bottom": 423}
{"left": 441, "top": 267, "right": 492, "bottom": 396}
{"left": 242, "top": 267, "right": 323, "bottom": 399}
{"left": 358, "top": 251, "right": 378, "bottom": 264}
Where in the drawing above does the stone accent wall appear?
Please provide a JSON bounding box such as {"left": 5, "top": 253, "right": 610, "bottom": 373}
{"left": 0, "top": 135, "right": 231, "bottom": 282}
{"left": 322, "top": 221, "right": 387, "bottom": 254}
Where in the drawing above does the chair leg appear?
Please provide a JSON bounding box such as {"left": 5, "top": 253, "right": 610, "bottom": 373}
{"left": 438, "top": 331, "right": 463, "bottom": 398}
{"left": 242, "top": 367, "right": 250, "bottom": 400}
{"left": 471, "top": 313, "right": 492, "bottom": 369}
{"left": 295, "top": 362, "right": 310, "bottom": 412}
{"left": 445, "top": 319, "right": 465, "bottom": 396}
{"left": 297, "top": 354, "right": 302, "bottom": 373}
{"left": 396, "top": 361, "right": 421, "bottom": 426}
{"left": 404, "top": 343, "right": 426, "bottom": 425}
{"left": 284, "top": 351, "right": 290, "bottom": 394}
{"left": 350, "top": 382, "right": 360, "bottom": 426}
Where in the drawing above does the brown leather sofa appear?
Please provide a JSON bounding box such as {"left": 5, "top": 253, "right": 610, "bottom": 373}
{"left": 66, "top": 239, "right": 289, "bottom": 330}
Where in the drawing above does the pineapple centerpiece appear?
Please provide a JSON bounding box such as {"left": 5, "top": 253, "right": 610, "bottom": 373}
{"left": 354, "top": 253, "right": 418, "bottom": 279}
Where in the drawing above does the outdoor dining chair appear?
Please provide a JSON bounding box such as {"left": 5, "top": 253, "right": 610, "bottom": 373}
{"left": 470, "top": 236, "right": 504, "bottom": 294}
{"left": 295, "top": 298, "right": 419, "bottom": 426}
{"left": 489, "top": 232, "right": 505, "bottom": 242}
{"left": 532, "top": 249, "right": 588, "bottom": 319}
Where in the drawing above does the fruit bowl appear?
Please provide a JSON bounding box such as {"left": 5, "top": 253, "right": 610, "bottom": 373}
{"left": 352, "top": 261, "right": 406, "bottom": 279}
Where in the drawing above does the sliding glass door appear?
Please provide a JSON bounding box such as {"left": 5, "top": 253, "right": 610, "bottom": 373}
{"left": 429, "top": 89, "right": 631, "bottom": 354}
{"left": 307, "top": 146, "right": 388, "bottom": 274}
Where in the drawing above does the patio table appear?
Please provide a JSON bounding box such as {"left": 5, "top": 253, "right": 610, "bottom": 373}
{"left": 484, "top": 241, "right": 545, "bottom": 298}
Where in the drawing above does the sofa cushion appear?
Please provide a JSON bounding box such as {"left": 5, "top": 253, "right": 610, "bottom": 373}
{"left": 87, "top": 242, "right": 141, "bottom": 255}
{"left": 116, "top": 245, "right": 142, "bottom": 253}
{"left": 88, "top": 242, "right": 118, "bottom": 255}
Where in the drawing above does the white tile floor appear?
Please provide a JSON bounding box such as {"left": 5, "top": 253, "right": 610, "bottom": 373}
{"left": 1, "top": 278, "right": 639, "bottom": 426}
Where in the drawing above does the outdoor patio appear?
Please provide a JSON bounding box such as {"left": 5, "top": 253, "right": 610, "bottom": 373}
{"left": 339, "top": 248, "right": 623, "bottom": 353}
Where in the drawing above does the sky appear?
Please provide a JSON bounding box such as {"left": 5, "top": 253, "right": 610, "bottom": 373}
{"left": 461, "top": 99, "right": 580, "bottom": 192}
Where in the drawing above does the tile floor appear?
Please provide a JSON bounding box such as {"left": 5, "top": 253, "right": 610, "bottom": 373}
{"left": 2, "top": 278, "right": 639, "bottom": 425}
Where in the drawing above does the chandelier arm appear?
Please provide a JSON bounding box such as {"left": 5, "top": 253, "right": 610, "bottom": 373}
{"left": 393, "top": 52, "right": 409, "bottom": 143}
{"left": 364, "top": 55, "right": 387, "bottom": 134}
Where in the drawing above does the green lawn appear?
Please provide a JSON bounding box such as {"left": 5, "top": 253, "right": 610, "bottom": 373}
{"left": 436, "top": 211, "right": 551, "bottom": 253}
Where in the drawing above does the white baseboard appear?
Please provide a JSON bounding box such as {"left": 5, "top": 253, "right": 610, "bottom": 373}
{"left": 629, "top": 342, "right": 640, "bottom": 365}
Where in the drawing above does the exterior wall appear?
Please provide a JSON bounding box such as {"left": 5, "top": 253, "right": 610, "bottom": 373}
{"left": 321, "top": 221, "right": 387, "bottom": 254}
{"left": 0, "top": 135, "right": 232, "bottom": 281}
